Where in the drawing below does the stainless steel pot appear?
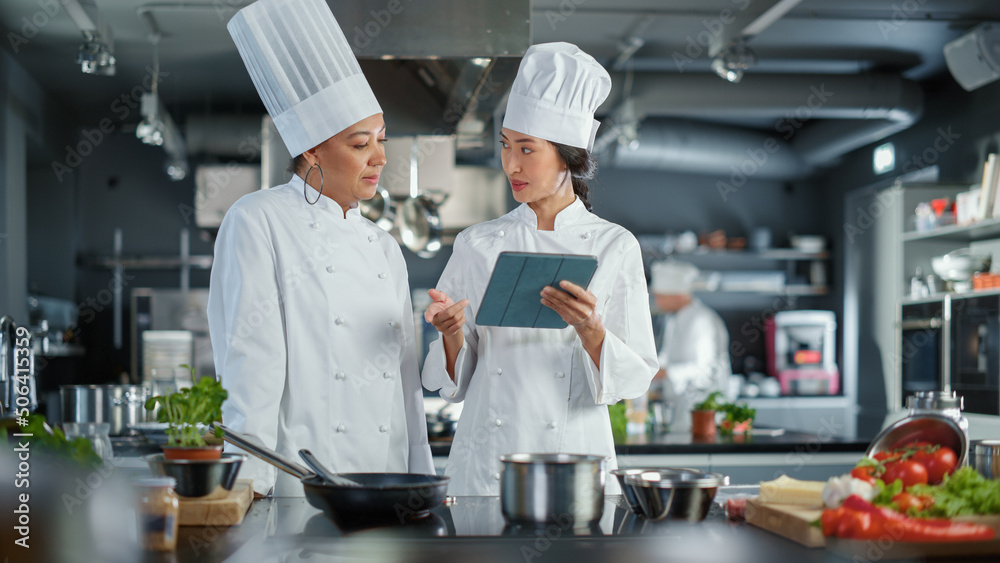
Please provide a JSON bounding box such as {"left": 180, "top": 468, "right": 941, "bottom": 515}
{"left": 60, "top": 385, "right": 148, "bottom": 436}
{"left": 499, "top": 453, "right": 606, "bottom": 528}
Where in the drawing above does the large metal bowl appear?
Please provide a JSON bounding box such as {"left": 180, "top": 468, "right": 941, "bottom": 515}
{"left": 610, "top": 468, "right": 649, "bottom": 516}
{"left": 143, "top": 453, "right": 245, "bottom": 498}
{"left": 623, "top": 468, "right": 728, "bottom": 522}
{"left": 865, "top": 414, "right": 968, "bottom": 466}
{"left": 500, "top": 453, "right": 606, "bottom": 528}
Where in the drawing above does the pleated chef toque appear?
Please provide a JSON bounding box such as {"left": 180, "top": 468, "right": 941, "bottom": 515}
{"left": 650, "top": 261, "right": 700, "bottom": 295}
{"left": 502, "top": 42, "right": 612, "bottom": 151}
{"left": 227, "top": 0, "right": 381, "bottom": 157}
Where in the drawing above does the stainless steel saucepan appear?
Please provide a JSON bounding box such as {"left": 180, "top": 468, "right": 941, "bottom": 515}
{"left": 499, "top": 453, "right": 606, "bottom": 528}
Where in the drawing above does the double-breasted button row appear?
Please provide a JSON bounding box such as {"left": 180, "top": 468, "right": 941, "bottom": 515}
{"left": 335, "top": 423, "right": 391, "bottom": 434}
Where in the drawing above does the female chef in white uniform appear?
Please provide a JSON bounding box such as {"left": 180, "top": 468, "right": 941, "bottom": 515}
{"left": 209, "top": 0, "right": 433, "bottom": 497}
{"left": 421, "top": 42, "right": 658, "bottom": 496}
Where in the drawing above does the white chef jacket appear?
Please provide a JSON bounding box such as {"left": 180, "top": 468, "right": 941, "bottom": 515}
{"left": 655, "top": 298, "right": 731, "bottom": 432}
{"left": 422, "top": 198, "right": 658, "bottom": 496}
{"left": 208, "top": 175, "right": 434, "bottom": 497}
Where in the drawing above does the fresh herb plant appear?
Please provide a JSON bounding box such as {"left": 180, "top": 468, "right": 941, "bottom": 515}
{"left": 690, "top": 391, "right": 756, "bottom": 435}
{"left": 144, "top": 367, "right": 227, "bottom": 447}
{"left": 0, "top": 414, "right": 100, "bottom": 467}
{"left": 692, "top": 391, "right": 725, "bottom": 411}
{"left": 718, "top": 402, "right": 757, "bottom": 435}
{"left": 608, "top": 402, "right": 628, "bottom": 444}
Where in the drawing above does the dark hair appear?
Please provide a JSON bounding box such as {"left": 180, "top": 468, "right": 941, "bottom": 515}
{"left": 552, "top": 142, "right": 597, "bottom": 212}
{"left": 288, "top": 155, "right": 306, "bottom": 176}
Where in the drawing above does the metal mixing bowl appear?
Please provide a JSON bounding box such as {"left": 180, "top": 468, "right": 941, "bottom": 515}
{"left": 623, "top": 468, "right": 728, "bottom": 522}
{"left": 865, "top": 414, "right": 968, "bottom": 466}
{"left": 974, "top": 440, "right": 1000, "bottom": 480}
{"left": 143, "top": 453, "right": 246, "bottom": 498}
{"left": 610, "top": 468, "right": 649, "bottom": 515}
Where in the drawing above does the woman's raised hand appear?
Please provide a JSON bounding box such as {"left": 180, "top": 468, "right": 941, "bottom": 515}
{"left": 425, "top": 289, "right": 469, "bottom": 336}
{"left": 540, "top": 281, "right": 601, "bottom": 330}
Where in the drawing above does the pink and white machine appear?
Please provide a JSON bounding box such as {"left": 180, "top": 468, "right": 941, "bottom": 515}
{"left": 765, "top": 310, "right": 840, "bottom": 395}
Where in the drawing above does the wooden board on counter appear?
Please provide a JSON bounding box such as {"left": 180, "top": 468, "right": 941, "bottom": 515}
{"left": 745, "top": 497, "right": 825, "bottom": 548}
{"left": 746, "top": 497, "right": 1000, "bottom": 560}
{"left": 177, "top": 479, "right": 253, "bottom": 526}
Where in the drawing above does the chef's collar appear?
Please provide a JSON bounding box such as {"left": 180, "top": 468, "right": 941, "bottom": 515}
{"left": 515, "top": 197, "right": 588, "bottom": 230}
{"left": 292, "top": 174, "right": 361, "bottom": 218}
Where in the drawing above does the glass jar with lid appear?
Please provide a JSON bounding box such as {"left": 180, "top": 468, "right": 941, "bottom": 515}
{"left": 132, "top": 476, "right": 179, "bottom": 551}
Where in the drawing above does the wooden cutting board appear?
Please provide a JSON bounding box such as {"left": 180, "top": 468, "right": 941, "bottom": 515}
{"left": 177, "top": 479, "right": 253, "bottom": 526}
{"left": 746, "top": 497, "right": 1000, "bottom": 559}
{"left": 745, "top": 497, "right": 826, "bottom": 548}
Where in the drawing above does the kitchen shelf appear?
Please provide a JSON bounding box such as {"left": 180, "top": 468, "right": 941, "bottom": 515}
{"left": 32, "top": 341, "right": 85, "bottom": 357}
{"left": 693, "top": 284, "right": 828, "bottom": 297}
{"left": 81, "top": 254, "right": 213, "bottom": 270}
{"left": 902, "top": 217, "right": 1000, "bottom": 242}
{"left": 641, "top": 247, "right": 829, "bottom": 262}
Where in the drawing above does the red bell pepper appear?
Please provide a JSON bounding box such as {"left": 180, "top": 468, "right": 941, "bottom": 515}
{"left": 820, "top": 495, "right": 995, "bottom": 543}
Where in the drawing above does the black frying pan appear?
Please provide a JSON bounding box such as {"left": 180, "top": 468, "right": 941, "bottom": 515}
{"left": 214, "top": 423, "right": 449, "bottom": 529}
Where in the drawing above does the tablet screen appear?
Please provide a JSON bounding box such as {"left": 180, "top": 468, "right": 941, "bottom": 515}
{"left": 475, "top": 252, "right": 599, "bottom": 328}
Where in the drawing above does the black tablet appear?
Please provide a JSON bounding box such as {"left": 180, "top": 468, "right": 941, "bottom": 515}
{"left": 475, "top": 252, "right": 599, "bottom": 329}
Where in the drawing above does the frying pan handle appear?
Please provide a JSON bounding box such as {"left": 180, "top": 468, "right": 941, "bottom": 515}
{"left": 213, "top": 422, "right": 311, "bottom": 479}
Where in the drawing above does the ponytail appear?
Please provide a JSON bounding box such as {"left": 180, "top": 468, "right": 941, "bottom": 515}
{"left": 552, "top": 142, "right": 598, "bottom": 212}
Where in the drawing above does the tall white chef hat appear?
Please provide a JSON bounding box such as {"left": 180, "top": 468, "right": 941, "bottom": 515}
{"left": 227, "top": 0, "right": 382, "bottom": 157}
{"left": 650, "top": 261, "right": 700, "bottom": 295}
{"left": 502, "top": 42, "right": 612, "bottom": 151}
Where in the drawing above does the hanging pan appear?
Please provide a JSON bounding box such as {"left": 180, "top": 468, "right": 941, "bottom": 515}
{"left": 359, "top": 184, "right": 395, "bottom": 231}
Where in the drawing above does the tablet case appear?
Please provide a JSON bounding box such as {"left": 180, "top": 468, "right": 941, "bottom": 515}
{"left": 475, "top": 252, "right": 599, "bottom": 329}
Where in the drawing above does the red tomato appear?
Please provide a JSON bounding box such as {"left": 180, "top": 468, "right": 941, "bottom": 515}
{"left": 924, "top": 447, "right": 958, "bottom": 484}
{"left": 882, "top": 460, "right": 929, "bottom": 488}
{"left": 893, "top": 492, "right": 933, "bottom": 513}
{"left": 910, "top": 447, "right": 933, "bottom": 467}
{"left": 851, "top": 466, "right": 877, "bottom": 484}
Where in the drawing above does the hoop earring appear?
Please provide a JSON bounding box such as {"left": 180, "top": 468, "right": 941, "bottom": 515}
{"left": 303, "top": 163, "right": 324, "bottom": 205}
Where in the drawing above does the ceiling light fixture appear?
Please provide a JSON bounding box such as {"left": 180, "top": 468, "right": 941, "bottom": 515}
{"left": 711, "top": 39, "right": 756, "bottom": 83}
{"left": 137, "top": 92, "right": 165, "bottom": 146}
{"left": 76, "top": 31, "right": 116, "bottom": 75}
{"left": 135, "top": 35, "right": 189, "bottom": 181}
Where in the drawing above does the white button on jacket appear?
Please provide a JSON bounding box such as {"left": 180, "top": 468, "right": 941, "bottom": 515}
{"left": 208, "top": 176, "right": 433, "bottom": 497}
{"left": 422, "top": 199, "right": 658, "bottom": 496}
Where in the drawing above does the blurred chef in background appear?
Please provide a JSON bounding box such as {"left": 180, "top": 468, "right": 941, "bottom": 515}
{"left": 649, "top": 260, "right": 731, "bottom": 432}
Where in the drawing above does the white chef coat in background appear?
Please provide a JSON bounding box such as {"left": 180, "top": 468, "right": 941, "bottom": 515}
{"left": 655, "top": 298, "right": 731, "bottom": 432}
{"left": 208, "top": 175, "right": 434, "bottom": 497}
{"left": 422, "top": 198, "right": 659, "bottom": 496}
